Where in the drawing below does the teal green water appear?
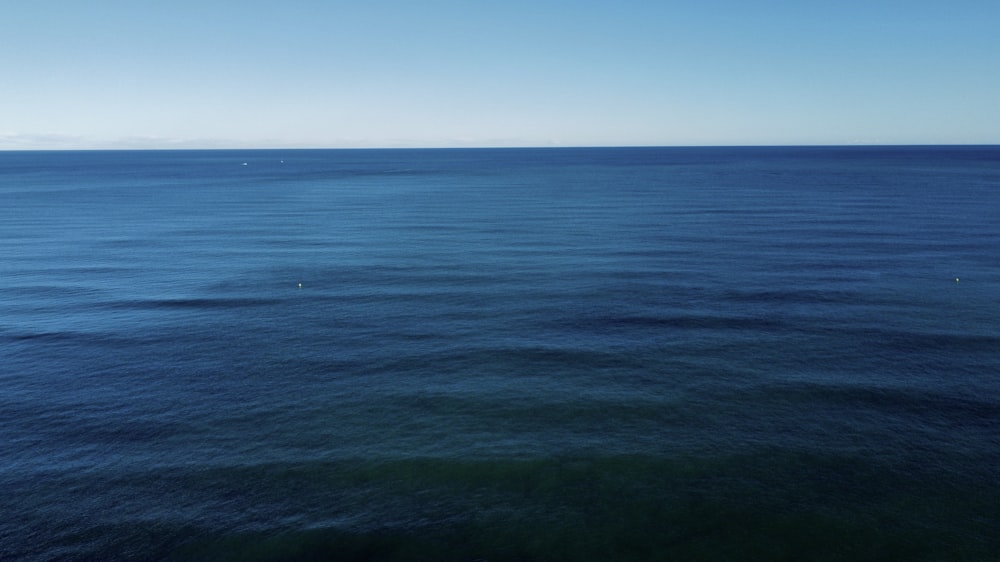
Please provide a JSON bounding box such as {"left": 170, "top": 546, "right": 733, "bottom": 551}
{"left": 117, "top": 453, "right": 997, "bottom": 561}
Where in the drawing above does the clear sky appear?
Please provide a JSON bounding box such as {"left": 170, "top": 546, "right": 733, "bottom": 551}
{"left": 2, "top": 0, "right": 998, "bottom": 149}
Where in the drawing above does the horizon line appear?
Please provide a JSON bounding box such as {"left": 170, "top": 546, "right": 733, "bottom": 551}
{"left": 2, "top": 143, "right": 999, "bottom": 153}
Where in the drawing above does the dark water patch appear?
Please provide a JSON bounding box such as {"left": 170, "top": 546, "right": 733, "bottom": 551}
{"left": 722, "top": 287, "right": 865, "bottom": 306}
{"left": 0, "top": 284, "right": 106, "bottom": 299}
{"left": 376, "top": 392, "right": 699, "bottom": 437}
{"left": 854, "top": 327, "right": 1000, "bottom": 354}
{"left": 7, "top": 408, "right": 194, "bottom": 452}
{"left": 359, "top": 345, "right": 648, "bottom": 380}
{"left": 722, "top": 381, "right": 1000, "bottom": 481}
{"left": 0, "top": 329, "right": 148, "bottom": 349}
{"left": 760, "top": 382, "right": 1000, "bottom": 431}
{"left": 579, "top": 313, "right": 787, "bottom": 332}
{"left": 8, "top": 454, "right": 987, "bottom": 562}
{"left": 105, "top": 296, "right": 286, "bottom": 310}
{"left": 169, "top": 510, "right": 943, "bottom": 562}
{"left": 0, "top": 327, "right": 184, "bottom": 347}
{"left": 5, "top": 329, "right": 89, "bottom": 343}
{"left": 0, "top": 265, "right": 135, "bottom": 280}
{"left": 291, "top": 264, "right": 519, "bottom": 293}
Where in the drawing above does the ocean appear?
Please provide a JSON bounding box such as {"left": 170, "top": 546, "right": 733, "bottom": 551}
{"left": 1, "top": 146, "right": 998, "bottom": 561}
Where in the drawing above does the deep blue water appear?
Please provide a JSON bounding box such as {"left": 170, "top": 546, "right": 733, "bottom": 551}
{"left": 1, "top": 146, "right": 998, "bottom": 561}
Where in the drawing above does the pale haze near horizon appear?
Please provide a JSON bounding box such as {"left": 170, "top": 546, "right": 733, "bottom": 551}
{"left": 2, "top": 1, "right": 998, "bottom": 150}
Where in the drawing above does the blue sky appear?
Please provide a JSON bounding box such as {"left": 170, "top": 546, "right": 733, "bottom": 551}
{"left": 2, "top": 1, "right": 998, "bottom": 149}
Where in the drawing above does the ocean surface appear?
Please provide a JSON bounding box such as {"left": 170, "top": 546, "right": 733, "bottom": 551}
{"left": 1, "top": 146, "right": 998, "bottom": 561}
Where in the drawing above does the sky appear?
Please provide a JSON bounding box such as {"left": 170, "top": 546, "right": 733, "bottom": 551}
{"left": 2, "top": 0, "right": 998, "bottom": 149}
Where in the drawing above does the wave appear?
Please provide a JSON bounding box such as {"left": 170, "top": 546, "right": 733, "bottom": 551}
{"left": 106, "top": 297, "right": 285, "bottom": 310}
{"left": 721, "top": 287, "right": 866, "bottom": 305}
{"left": 758, "top": 381, "right": 1000, "bottom": 429}
{"left": 580, "top": 313, "right": 786, "bottom": 332}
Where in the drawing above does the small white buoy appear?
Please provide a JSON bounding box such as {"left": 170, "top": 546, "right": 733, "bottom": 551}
{"left": 955, "top": 278, "right": 960, "bottom": 283}
{"left": 242, "top": 162, "right": 248, "bottom": 166}
{"left": 298, "top": 282, "right": 302, "bottom": 288}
